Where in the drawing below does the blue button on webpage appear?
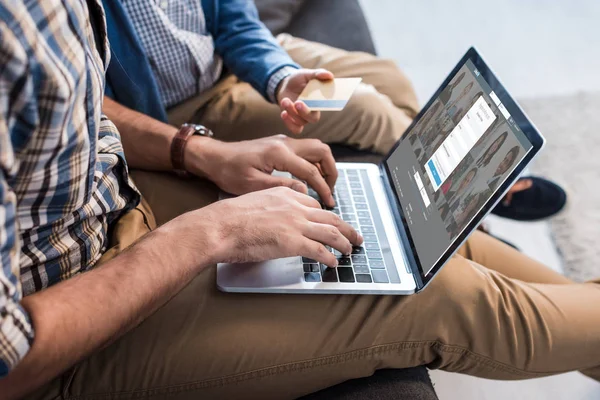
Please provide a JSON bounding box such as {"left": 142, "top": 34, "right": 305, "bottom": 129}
{"left": 427, "top": 160, "right": 442, "bottom": 186}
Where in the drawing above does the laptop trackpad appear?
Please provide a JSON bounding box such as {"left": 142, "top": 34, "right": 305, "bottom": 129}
{"left": 217, "top": 257, "right": 302, "bottom": 290}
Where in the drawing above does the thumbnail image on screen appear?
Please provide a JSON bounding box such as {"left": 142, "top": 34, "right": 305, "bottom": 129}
{"left": 387, "top": 60, "right": 533, "bottom": 274}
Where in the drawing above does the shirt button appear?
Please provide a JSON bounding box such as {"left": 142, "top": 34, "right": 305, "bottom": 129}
{"left": 160, "top": 0, "right": 168, "bottom": 10}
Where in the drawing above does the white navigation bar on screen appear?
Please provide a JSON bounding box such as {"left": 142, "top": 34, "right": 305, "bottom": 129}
{"left": 425, "top": 96, "right": 497, "bottom": 191}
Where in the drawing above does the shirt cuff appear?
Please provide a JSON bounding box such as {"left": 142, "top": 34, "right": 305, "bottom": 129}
{"left": 0, "top": 301, "right": 34, "bottom": 377}
{"left": 267, "top": 66, "right": 298, "bottom": 104}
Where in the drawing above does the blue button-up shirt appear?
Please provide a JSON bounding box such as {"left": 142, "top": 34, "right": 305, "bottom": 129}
{"left": 123, "top": 0, "right": 295, "bottom": 108}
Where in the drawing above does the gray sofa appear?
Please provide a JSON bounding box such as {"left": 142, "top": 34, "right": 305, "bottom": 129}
{"left": 253, "top": 1, "right": 439, "bottom": 399}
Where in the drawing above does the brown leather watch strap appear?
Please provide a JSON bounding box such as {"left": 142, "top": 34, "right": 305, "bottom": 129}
{"left": 171, "top": 124, "right": 196, "bottom": 177}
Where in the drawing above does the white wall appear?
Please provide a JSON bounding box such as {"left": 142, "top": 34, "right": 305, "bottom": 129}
{"left": 359, "top": 0, "right": 600, "bottom": 102}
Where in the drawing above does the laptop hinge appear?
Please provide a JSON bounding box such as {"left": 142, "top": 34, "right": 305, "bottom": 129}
{"left": 378, "top": 163, "right": 425, "bottom": 291}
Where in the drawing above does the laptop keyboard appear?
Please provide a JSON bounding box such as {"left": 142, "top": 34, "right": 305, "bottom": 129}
{"left": 303, "top": 168, "right": 393, "bottom": 284}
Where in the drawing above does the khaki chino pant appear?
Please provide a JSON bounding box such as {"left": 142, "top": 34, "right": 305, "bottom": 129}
{"left": 31, "top": 36, "right": 600, "bottom": 399}
{"left": 167, "top": 34, "right": 419, "bottom": 155}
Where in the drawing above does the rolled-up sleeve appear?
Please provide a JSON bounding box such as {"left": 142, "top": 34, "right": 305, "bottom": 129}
{"left": 0, "top": 171, "right": 32, "bottom": 378}
{"left": 0, "top": 22, "right": 34, "bottom": 378}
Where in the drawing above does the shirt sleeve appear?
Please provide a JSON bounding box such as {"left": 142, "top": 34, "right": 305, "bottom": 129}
{"left": 0, "top": 22, "right": 35, "bottom": 379}
{"left": 266, "top": 66, "right": 297, "bottom": 104}
{"left": 209, "top": 0, "right": 300, "bottom": 100}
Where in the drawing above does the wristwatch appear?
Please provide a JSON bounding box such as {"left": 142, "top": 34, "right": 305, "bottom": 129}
{"left": 170, "top": 123, "right": 214, "bottom": 177}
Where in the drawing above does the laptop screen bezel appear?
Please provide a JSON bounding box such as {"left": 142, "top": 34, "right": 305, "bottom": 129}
{"left": 380, "top": 47, "right": 545, "bottom": 291}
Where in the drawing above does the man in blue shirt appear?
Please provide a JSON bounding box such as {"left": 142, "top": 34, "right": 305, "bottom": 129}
{"left": 102, "top": 0, "right": 420, "bottom": 154}
{"left": 104, "top": 0, "right": 566, "bottom": 223}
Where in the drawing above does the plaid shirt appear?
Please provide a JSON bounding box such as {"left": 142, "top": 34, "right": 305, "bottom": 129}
{"left": 0, "top": 0, "right": 139, "bottom": 377}
{"left": 124, "top": 0, "right": 295, "bottom": 108}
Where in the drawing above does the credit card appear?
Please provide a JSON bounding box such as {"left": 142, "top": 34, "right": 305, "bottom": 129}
{"left": 298, "top": 77, "right": 362, "bottom": 111}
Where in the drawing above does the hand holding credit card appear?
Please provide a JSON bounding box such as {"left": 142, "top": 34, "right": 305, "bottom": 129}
{"left": 298, "top": 77, "right": 362, "bottom": 111}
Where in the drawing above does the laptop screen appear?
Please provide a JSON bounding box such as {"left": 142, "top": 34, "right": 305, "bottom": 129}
{"left": 384, "top": 59, "right": 533, "bottom": 276}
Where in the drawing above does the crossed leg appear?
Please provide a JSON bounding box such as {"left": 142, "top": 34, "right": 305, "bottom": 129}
{"left": 41, "top": 171, "right": 600, "bottom": 400}
{"left": 170, "top": 34, "right": 420, "bottom": 154}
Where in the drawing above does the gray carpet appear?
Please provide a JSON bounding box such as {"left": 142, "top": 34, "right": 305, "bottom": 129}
{"left": 520, "top": 92, "right": 600, "bottom": 282}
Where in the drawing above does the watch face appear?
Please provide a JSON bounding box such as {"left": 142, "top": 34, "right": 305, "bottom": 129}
{"left": 183, "top": 123, "right": 200, "bottom": 131}
{"left": 183, "top": 123, "right": 213, "bottom": 137}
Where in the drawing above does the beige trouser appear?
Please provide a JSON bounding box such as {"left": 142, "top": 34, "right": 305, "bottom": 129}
{"left": 30, "top": 171, "right": 600, "bottom": 400}
{"left": 167, "top": 34, "right": 420, "bottom": 155}
{"left": 30, "top": 36, "right": 600, "bottom": 400}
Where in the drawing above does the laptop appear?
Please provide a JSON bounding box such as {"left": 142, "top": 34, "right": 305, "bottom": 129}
{"left": 217, "top": 47, "right": 545, "bottom": 295}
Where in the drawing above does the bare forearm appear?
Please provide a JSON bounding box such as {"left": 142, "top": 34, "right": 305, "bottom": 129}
{"left": 103, "top": 96, "right": 178, "bottom": 171}
{"left": 0, "top": 213, "right": 221, "bottom": 400}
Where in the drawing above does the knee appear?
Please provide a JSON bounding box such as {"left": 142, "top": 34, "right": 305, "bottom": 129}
{"left": 427, "top": 258, "right": 533, "bottom": 348}
{"left": 346, "top": 85, "right": 390, "bottom": 124}
{"left": 423, "top": 256, "right": 511, "bottom": 336}
{"left": 344, "top": 85, "right": 411, "bottom": 153}
{"left": 427, "top": 257, "right": 486, "bottom": 309}
{"left": 379, "top": 59, "right": 420, "bottom": 115}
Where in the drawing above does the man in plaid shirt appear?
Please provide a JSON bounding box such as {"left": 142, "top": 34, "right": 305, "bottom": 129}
{"left": 0, "top": 0, "right": 362, "bottom": 397}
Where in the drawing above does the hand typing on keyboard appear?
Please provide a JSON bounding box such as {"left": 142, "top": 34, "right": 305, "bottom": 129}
{"left": 205, "top": 186, "right": 363, "bottom": 268}
{"left": 303, "top": 168, "right": 393, "bottom": 284}
{"left": 184, "top": 134, "right": 338, "bottom": 207}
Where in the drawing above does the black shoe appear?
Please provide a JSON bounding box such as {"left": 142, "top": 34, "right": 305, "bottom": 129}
{"left": 491, "top": 177, "right": 567, "bottom": 221}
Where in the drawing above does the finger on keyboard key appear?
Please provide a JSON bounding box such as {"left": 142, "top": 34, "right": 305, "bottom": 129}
{"left": 321, "top": 264, "right": 338, "bottom": 282}
{"left": 351, "top": 246, "right": 365, "bottom": 255}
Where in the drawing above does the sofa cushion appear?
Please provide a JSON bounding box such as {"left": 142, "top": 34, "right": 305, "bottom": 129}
{"left": 285, "top": 0, "right": 377, "bottom": 55}
{"left": 253, "top": 0, "right": 306, "bottom": 35}
{"left": 299, "top": 368, "right": 439, "bottom": 400}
